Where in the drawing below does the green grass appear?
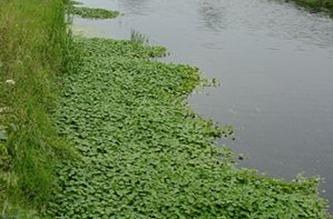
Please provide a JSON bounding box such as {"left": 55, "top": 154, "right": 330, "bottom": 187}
{"left": 0, "top": 0, "right": 75, "bottom": 216}
{"left": 45, "top": 37, "right": 331, "bottom": 218}
{"left": 69, "top": 6, "right": 120, "bottom": 19}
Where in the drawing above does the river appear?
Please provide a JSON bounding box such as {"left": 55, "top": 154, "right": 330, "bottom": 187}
{"left": 74, "top": 0, "right": 333, "bottom": 209}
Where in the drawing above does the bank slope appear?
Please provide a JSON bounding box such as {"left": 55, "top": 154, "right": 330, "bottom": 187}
{"left": 0, "top": 0, "right": 74, "bottom": 216}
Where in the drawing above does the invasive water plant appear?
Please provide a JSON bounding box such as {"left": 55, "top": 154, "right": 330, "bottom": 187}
{"left": 45, "top": 37, "right": 331, "bottom": 218}
{"left": 287, "top": 0, "right": 333, "bottom": 16}
{"left": 69, "top": 6, "right": 120, "bottom": 19}
{"left": 69, "top": 0, "right": 82, "bottom": 6}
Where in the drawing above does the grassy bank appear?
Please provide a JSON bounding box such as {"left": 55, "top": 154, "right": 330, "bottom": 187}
{"left": 288, "top": 0, "right": 333, "bottom": 16}
{"left": 0, "top": 0, "right": 73, "bottom": 216}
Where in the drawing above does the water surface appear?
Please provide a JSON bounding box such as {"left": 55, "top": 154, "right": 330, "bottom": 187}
{"left": 74, "top": 0, "right": 333, "bottom": 208}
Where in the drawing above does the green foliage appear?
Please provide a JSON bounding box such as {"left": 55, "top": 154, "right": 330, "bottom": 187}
{"left": 130, "top": 30, "right": 149, "bottom": 44}
{"left": 1, "top": 0, "right": 331, "bottom": 217}
{"left": 0, "top": 0, "right": 75, "bottom": 215}
{"left": 68, "top": 0, "right": 83, "bottom": 6}
{"left": 76, "top": 37, "right": 167, "bottom": 58}
{"left": 45, "top": 37, "right": 331, "bottom": 218}
{"left": 69, "top": 6, "right": 120, "bottom": 19}
{"left": 1, "top": 201, "right": 40, "bottom": 219}
{"left": 287, "top": 0, "right": 333, "bottom": 16}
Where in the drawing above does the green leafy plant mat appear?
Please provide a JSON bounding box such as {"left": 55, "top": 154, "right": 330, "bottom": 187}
{"left": 69, "top": 7, "right": 119, "bottom": 19}
{"left": 45, "top": 38, "right": 331, "bottom": 218}
{"left": 287, "top": 0, "right": 333, "bottom": 16}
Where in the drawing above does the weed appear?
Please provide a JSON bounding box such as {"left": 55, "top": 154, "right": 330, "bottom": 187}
{"left": 69, "top": 6, "right": 120, "bottom": 19}
{"left": 130, "top": 30, "right": 149, "bottom": 44}
{"left": 0, "top": 0, "right": 75, "bottom": 215}
{"left": 69, "top": 0, "right": 83, "bottom": 6}
{"left": 287, "top": 0, "right": 333, "bottom": 16}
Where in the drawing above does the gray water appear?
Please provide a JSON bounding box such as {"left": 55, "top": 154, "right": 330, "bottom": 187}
{"left": 74, "top": 0, "right": 333, "bottom": 208}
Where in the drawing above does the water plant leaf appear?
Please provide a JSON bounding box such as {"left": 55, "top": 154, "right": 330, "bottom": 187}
{"left": 0, "top": 129, "right": 7, "bottom": 141}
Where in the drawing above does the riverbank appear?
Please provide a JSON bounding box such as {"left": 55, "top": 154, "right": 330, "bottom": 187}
{"left": 1, "top": 1, "right": 332, "bottom": 218}
{"left": 289, "top": 0, "right": 333, "bottom": 16}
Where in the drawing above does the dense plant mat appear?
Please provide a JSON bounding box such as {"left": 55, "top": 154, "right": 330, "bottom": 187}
{"left": 69, "top": 6, "right": 120, "bottom": 19}
{"left": 0, "top": 0, "right": 74, "bottom": 216}
{"left": 45, "top": 37, "right": 331, "bottom": 218}
{"left": 69, "top": 0, "right": 83, "bottom": 6}
{"left": 287, "top": 0, "right": 333, "bottom": 16}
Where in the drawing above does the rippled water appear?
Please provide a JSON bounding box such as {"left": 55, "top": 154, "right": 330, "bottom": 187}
{"left": 74, "top": 0, "right": 333, "bottom": 208}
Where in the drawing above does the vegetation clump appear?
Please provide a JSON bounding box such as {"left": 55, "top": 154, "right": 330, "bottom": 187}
{"left": 287, "top": 0, "right": 333, "bottom": 16}
{"left": 69, "top": 0, "right": 82, "bottom": 6}
{"left": 69, "top": 6, "right": 120, "bottom": 19}
{"left": 45, "top": 37, "right": 331, "bottom": 218}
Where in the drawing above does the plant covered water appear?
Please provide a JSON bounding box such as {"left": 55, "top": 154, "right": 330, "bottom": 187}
{"left": 73, "top": 0, "right": 333, "bottom": 210}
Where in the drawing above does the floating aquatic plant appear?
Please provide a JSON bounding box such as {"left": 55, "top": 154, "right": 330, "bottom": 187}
{"left": 68, "top": 0, "right": 82, "bottom": 6}
{"left": 288, "top": 0, "right": 333, "bottom": 16}
{"left": 45, "top": 37, "right": 331, "bottom": 218}
{"left": 69, "top": 6, "right": 119, "bottom": 19}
